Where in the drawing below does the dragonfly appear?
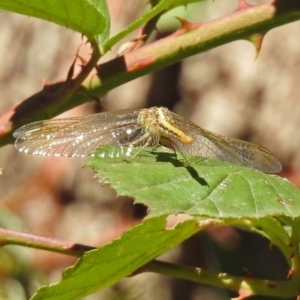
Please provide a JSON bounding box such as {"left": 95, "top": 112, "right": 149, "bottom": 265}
{"left": 13, "top": 107, "right": 282, "bottom": 173}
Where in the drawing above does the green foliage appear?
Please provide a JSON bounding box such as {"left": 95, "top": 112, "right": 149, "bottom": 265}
{"left": 31, "top": 217, "right": 199, "bottom": 300}
{"left": 89, "top": 147, "right": 300, "bottom": 219}
{"left": 0, "top": 0, "right": 110, "bottom": 44}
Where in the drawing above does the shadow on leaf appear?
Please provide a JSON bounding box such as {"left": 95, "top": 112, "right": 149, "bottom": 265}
{"left": 151, "top": 151, "right": 209, "bottom": 187}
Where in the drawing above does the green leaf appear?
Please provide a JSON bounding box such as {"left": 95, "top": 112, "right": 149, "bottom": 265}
{"left": 0, "top": 0, "right": 110, "bottom": 44}
{"left": 88, "top": 146, "right": 300, "bottom": 219}
{"left": 31, "top": 216, "right": 199, "bottom": 300}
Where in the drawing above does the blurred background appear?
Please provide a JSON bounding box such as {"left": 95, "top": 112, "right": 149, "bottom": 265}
{"left": 0, "top": 0, "right": 298, "bottom": 299}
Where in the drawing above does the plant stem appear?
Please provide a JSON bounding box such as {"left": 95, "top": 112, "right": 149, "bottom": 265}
{"left": 1, "top": 0, "right": 300, "bottom": 147}
{"left": 0, "top": 222, "right": 298, "bottom": 298}
{"left": 0, "top": 37, "right": 101, "bottom": 145}
{"left": 96, "top": 0, "right": 300, "bottom": 93}
{"left": 143, "top": 259, "right": 298, "bottom": 298}
{"left": 289, "top": 217, "right": 300, "bottom": 294}
{"left": 0, "top": 228, "right": 95, "bottom": 257}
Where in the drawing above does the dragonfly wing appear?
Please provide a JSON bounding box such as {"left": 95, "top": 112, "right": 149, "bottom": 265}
{"left": 166, "top": 111, "right": 282, "bottom": 173}
{"left": 224, "top": 138, "right": 282, "bottom": 173}
{"left": 171, "top": 128, "right": 245, "bottom": 164}
{"left": 13, "top": 109, "right": 158, "bottom": 157}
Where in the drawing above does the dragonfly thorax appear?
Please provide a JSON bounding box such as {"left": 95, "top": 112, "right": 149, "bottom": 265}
{"left": 137, "top": 107, "right": 194, "bottom": 144}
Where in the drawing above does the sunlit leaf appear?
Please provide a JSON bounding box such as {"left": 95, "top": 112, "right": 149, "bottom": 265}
{"left": 88, "top": 146, "right": 300, "bottom": 219}
{"left": 0, "top": 0, "right": 110, "bottom": 44}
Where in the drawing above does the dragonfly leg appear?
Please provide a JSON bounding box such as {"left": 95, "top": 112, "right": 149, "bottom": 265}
{"left": 160, "top": 137, "right": 190, "bottom": 166}
{"left": 124, "top": 133, "right": 152, "bottom": 162}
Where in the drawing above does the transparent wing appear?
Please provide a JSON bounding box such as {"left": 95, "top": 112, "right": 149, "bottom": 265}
{"left": 165, "top": 111, "right": 282, "bottom": 173}
{"left": 14, "top": 107, "right": 282, "bottom": 173}
{"left": 13, "top": 108, "right": 159, "bottom": 158}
